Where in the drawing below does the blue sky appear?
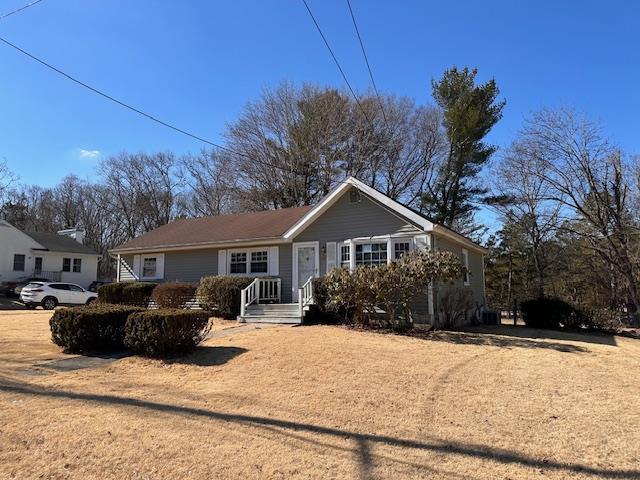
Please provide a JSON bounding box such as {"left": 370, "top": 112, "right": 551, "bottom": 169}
{"left": 1, "top": 0, "right": 638, "bottom": 208}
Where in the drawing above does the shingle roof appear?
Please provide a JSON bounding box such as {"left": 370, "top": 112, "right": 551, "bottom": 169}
{"left": 26, "top": 232, "right": 98, "bottom": 255}
{"left": 112, "top": 206, "right": 314, "bottom": 252}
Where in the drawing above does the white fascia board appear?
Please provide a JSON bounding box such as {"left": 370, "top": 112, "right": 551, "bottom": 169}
{"left": 283, "top": 177, "right": 433, "bottom": 239}
{"left": 432, "top": 225, "right": 488, "bottom": 254}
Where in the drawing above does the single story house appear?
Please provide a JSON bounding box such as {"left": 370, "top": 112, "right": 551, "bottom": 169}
{"left": 0, "top": 222, "right": 100, "bottom": 288}
{"left": 111, "top": 177, "right": 487, "bottom": 324}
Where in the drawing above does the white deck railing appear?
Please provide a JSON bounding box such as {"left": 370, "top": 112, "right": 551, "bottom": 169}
{"left": 240, "top": 278, "right": 282, "bottom": 317}
{"left": 298, "top": 276, "right": 314, "bottom": 317}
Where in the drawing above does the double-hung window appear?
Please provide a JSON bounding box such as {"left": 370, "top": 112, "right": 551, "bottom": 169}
{"left": 142, "top": 257, "right": 157, "bottom": 278}
{"left": 228, "top": 249, "right": 270, "bottom": 274}
{"left": 73, "top": 258, "right": 82, "bottom": 273}
{"left": 250, "top": 251, "right": 268, "bottom": 273}
{"left": 462, "top": 248, "right": 470, "bottom": 286}
{"left": 355, "top": 242, "right": 387, "bottom": 267}
{"left": 229, "top": 252, "right": 247, "bottom": 274}
{"left": 340, "top": 244, "right": 350, "bottom": 268}
{"left": 62, "top": 258, "right": 72, "bottom": 272}
{"left": 394, "top": 241, "right": 411, "bottom": 259}
{"left": 13, "top": 254, "right": 25, "bottom": 271}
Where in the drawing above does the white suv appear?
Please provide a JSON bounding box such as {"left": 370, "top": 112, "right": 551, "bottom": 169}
{"left": 20, "top": 282, "right": 98, "bottom": 310}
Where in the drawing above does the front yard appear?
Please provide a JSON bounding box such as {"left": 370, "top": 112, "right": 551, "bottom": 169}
{"left": 1, "top": 311, "right": 639, "bottom": 479}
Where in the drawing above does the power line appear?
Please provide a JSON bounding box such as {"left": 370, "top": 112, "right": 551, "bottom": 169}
{"left": 0, "top": 34, "right": 255, "bottom": 159}
{"left": 300, "top": 0, "right": 369, "bottom": 118}
{"left": 0, "top": 0, "right": 44, "bottom": 21}
{"left": 345, "top": 0, "right": 389, "bottom": 128}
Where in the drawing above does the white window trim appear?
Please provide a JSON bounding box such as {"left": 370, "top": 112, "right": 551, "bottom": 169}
{"left": 462, "top": 248, "right": 470, "bottom": 286}
{"left": 339, "top": 236, "right": 415, "bottom": 270}
{"left": 227, "top": 247, "right": 271, "bottom": 276}
{"left": 139, "top": 253, "right": 165, "bottom": 280}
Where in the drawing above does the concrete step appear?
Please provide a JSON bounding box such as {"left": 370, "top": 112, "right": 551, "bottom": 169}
{"left": 238, "top": 315, "right": 302, "bottom": 324}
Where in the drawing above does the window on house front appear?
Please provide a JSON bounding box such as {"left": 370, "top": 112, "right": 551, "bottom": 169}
{"left": 34, "top": 257, "right": 43, "bottom": 273}
{"left": 142, "top": 257, "right": 157, "bottom": 278}
{"left": 229, "top": 252, "right": 247, "bottom": 274}
{"left": 355, "top": 243, "right": 387, "bottom": 266}
{"left": 462, "top": 249, "right": 470, "bottom": 286}
{"left": 250, "top": 251, "right": 268, "bottom": 273}
{"left": 340, "top": 245, "right": 350, "bottom": 268}
{"left": 62, "top": 258, "right": 71, "bottom": 272}
{"left": 13, "top": 254, "right": 25, "bottom": 271}
{"left": 394, "top": 241, "right": 411, "bottom": 259}
{"left": 73, "top": 258, "right": 82, "bottom": 273}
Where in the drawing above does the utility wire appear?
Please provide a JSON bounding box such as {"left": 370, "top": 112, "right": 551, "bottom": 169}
{"left": 0, "top": 35, "right": 251, "bottom": 157}
{"left": 0, "top": 1, "right": 258, "bottom": 160}
{"left": 0, "top": 0, "right": 43, "bottom": 21}
{"left": 345, "top": 0, "right": 389, "bottom": 128}
{"left": 300, "top": 0, "right": 369, "bottom": 119}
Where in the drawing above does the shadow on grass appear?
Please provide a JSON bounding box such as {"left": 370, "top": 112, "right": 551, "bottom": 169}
{"left": 169, "top": 346, "right": 247, "bottom": 367}
{"left": 1, "top": 378, "right": 637, "bottom": 479}
{"left": 425, "top": 330, "right": 591, "bottom": 353}
{"left": 462, "top": 324, "right": 617, "bottom": 346}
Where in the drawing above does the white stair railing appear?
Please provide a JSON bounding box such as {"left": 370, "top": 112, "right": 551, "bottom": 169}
{"left": 298, "top": 276, "right": 314, "bottom": 317}
{"left": 258, "top": 278, "right": 281, "bottom": 303}
{"left": 241, "top": 278, "right": 259, "bottom": 317}
{"left": 241, "top": 278, "right": 282, "bottom": 317}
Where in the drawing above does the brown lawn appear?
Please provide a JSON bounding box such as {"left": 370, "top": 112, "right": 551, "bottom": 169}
{"left": 1, "top": 310, "right": 639, "bottom": 480}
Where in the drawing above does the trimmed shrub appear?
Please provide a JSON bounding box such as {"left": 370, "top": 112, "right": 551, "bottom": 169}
{"left": 196, "top": 276, "right": 253, "bottom": 319}
{"left": 152, "top": 282, "right": 197, "bottom": 309}
{"left": 98, "top": 281, "right": 157, "bottom": 306}
{"left": 521, "top": 298, "right": 578, "bottom": 330}
{"left": 124, "top": 309, "right": 211, "bottom": 357}
{"left": 50, "top": 304, "right": 144, "bottom": 352}
{"left": 305, "top": 277, "right": 343, "bottom": 324}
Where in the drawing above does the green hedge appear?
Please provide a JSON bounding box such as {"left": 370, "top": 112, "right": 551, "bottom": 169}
{"left": 124, "top": 309, "right": 211, "bottom": 357}
{"left": 50, "top": 304, "right": 144, "bottom": 353}
{"left": 521, "top": 298, "right": 578, "bottom": 330}
{"left": 196, "top": 276, "right": 253, "bottom": 319}
{"left": 98, "top": 282, "right": 157, "bottom": 306}
{"left": 152, "top": 282, "right": 197, "bottom": 309}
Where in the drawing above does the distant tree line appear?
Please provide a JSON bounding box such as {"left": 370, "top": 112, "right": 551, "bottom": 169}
{"left": 486, "top": 108, "right": 640, "bottom": 324}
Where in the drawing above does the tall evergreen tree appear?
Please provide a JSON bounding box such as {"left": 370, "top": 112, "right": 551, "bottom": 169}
{"left": 422, "top": 67, "right": 505, "bottom": 227}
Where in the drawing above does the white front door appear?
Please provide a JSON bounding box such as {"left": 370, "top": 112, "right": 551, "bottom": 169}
{"left": 292, "top": 242, "right": 319, "bottom": 300}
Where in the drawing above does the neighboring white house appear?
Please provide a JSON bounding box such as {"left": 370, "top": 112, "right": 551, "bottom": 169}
{"left": 0, "top": 221, "right": 100, "bottom": 288}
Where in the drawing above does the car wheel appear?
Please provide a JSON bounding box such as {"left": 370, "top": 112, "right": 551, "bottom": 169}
{"left": 86, "top": 297, "right": 96, "bottom": 305}
{"left": 42, "top": 297, "right": 58, "bottom": 310}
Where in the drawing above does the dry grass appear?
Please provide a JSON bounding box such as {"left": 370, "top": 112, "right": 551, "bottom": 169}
{"left": 1, "top": 310, "right": 639, "bottom": 480}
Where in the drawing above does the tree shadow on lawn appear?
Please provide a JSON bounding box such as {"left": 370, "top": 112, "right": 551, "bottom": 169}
{"left": 425, "top": 329, "right": 592, "bottom": 353}
{"left": 168, "top": 346, "right": 248, "bottom": 367}
{"left": 458, "top": 324, "right": 617, "bottom": 347}
{"left": 1, "top": 377, "right": 637, "bottom": 480}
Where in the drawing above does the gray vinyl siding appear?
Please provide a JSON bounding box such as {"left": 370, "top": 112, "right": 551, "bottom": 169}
{"left": 433, "top": 234, "right": 486, "bottom": 324}
{"left": 279, "top": 243, "right": 293, "bottom": 302}
{"left": 164, "top": 249, "right": 218, "bottom": 282}
{"left": 293, "top": 190, "right": 422, "bottom": 275}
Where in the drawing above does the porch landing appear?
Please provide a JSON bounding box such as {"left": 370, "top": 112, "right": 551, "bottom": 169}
{"left": 238, "top": 303, "right": 304, "bottom": 324}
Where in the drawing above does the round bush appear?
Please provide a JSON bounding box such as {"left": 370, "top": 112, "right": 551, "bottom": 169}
{"left": 50, "top": 304, "right": 144, "bottom": 353}
{"left": 521, "top": 298, "right": 577, "bottom": 330}
{"left": 196, "top": 276, "right": 253, "bottom": 319}
{"left": 152, "top": 282, "right": 197, "bottom": 309}
{"left": 124, "top": 309, "right": 211, "bottom": 357}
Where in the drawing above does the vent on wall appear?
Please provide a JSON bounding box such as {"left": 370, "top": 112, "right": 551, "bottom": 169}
{"left": 349, "top": 189, "right": 361, "bottom": 204}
